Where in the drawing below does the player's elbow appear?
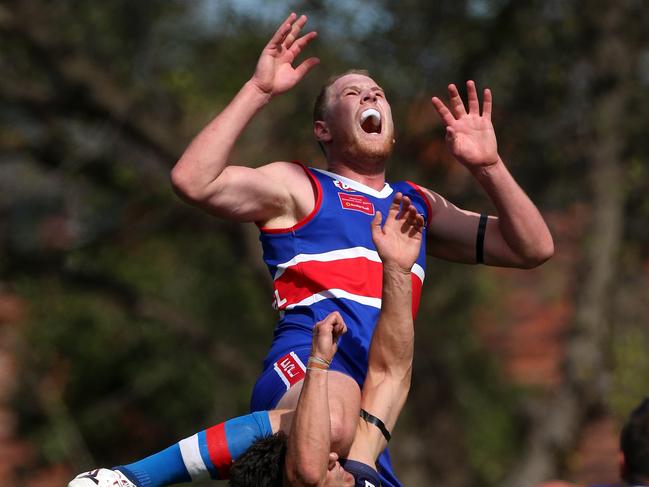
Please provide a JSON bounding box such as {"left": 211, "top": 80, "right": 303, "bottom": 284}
{"left": 519, "top": 236, "right": 555, "bottom": 269}
{"left": 170, "top": 162, "right": 202, "bottom": 202}
{"left": 170, "top": 161, "right": 225, "bottom": 206}
{"left": 285, "top": 462, "right": 325, "bottom": 487}
{"left": 329, "top": 413, "right": 356, "bottom": 454}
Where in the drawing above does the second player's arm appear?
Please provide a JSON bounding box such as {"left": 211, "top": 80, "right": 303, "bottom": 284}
{"left": 346, "top": 264, "right": 414, "bottom": 465}
{"left": 346, "top": 194, "right": 423, "bottom": 465}
{"left": 284, "top": 313, "right": 347, "bottom": 487}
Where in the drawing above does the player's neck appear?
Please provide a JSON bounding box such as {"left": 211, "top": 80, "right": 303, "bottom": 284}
{"left": 326, "top": 159, "right": 386, "bottom": 191}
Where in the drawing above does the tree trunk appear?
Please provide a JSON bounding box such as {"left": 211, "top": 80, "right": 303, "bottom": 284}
{"left": 502, "top": 2, "right": 631, "bottom": 485}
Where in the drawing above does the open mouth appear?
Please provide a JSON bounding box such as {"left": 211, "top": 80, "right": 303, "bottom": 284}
{"left": 360, "top": 108, "right": 382, "bottom": 134}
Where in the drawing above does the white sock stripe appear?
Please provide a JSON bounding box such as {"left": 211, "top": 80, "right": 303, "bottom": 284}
{"left": 179, "top": 434, "right": 209, "bottom": 481}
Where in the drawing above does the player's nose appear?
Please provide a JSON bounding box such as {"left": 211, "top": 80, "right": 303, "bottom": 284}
{"left": 361, "top": 90, "right": 377, "bottom": 103}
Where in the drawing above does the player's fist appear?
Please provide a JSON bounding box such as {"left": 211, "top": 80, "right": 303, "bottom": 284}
{"left": 311, "top": 311, "right": 347, "bottom": 364}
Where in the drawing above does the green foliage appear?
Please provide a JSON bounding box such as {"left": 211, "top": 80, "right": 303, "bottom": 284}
{"left": 610, "top": 325, "right": 649, "bottom": 423}
{"left": 410, "top": 260, "right": 522, "bottom": 484}
{"left": 2, "top": 0, "right": 649, "bottom": 485}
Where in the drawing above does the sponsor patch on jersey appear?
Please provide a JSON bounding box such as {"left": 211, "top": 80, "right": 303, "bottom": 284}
{"left": 273, "top": 351, "right": 306, "bottom": 389}
{"left": 333, "top": 179, "right": 356, "bottom": 192}
{"left": 338, "top": 193, "right": 375, "bottom": 215}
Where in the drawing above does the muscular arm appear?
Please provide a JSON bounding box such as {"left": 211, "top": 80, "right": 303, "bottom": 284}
{"left": 170, "top": 13, "right": 319, "bottom": 225}
{"left": 422, "top": 163, "right": 553, "bottom": 268}
{"left": 426, "top": 81, "right": 554, "bottom": 268}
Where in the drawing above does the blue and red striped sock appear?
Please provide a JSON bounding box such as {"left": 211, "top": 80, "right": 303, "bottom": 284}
{"left": 115, "top": 411, "right": 273, "bottom": 487}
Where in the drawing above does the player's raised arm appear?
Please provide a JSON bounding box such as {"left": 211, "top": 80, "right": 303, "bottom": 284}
{"left": 346, "top": 193, "right": 424, "bottom": 465}
{"left": 426, "top": 80, "right": 554, "bottom": 268}
{"left": 170, "top": 13, "right": 319, "bottom": 223}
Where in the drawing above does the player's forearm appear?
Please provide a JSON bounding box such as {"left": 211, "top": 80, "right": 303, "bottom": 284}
{"left": 368, "top": 264, "right": 414, "bottom": 377}
{"left": 363, "top": 264, "right": 413, "bottom": 432}
{"left": 170, "top": 80, "right": 271, "bottom": 201}
{"left": 285, "top": 370, "right": 330, "bottom": 487}
{"left": 472, "top": 157, "right": 554, "bottom": 267}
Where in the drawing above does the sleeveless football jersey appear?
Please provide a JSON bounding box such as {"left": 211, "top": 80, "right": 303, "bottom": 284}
{"left": 258, "top": 163, "right": 431, "bottom": 386}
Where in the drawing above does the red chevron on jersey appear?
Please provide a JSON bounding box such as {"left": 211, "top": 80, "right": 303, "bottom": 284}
{"left": 272, "top": 247, "right": 425, "bottom": 315}
{"left": 275, "top": 256, "right": 383, "bottom": 310}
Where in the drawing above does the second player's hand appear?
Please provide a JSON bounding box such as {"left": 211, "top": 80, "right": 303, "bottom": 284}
{"left": 311, "top": 312, "right": 347, "bottom": 364}
{"left": 251, "top": 13, "right": 320, "bottom": 98}
{"left": 371, "top": 193, "right": 424, "bottom": 272}
{"left": 431, "top": 80, "right": 499, "bottom": 170}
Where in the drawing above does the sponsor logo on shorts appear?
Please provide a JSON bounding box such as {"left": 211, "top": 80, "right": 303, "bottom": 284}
{"left": 338, "top": 193, "right": 375, "bottom": 215}
{"left": 274, "top": 351, "right": 306, "bottom": 389}
{"left": 334, "top": 179, "right": 356, "bottom": 192}
{"left": 365, "top": 481, "right": 376, "bottom": 487}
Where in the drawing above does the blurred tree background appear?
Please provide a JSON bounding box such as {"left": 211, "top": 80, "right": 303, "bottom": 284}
{"left": 1, "top": 0, "right": 648, "bottom": 486}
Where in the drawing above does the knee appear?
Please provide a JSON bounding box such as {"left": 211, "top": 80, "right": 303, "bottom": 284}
{"left": 326, "top": 371, "right": 361, "bottom": 455}
{"left": 329, "top": 410, "right": 357, "bottom": 454}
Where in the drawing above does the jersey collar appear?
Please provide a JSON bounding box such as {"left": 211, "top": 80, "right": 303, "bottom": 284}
{"left": 314, "top": 168, "right": 393, "bottom": 199}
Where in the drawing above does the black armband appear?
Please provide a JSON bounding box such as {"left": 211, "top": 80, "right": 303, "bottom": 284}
{"left": 360, "top": 409, "right": 391, "bottom": 442}
{"left": 476, "top": 214, "right": 488, "bottom": 264}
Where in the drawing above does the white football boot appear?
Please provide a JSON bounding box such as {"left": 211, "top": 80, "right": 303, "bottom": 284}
{"left": 68, "top": 468, "right": 137, "bottom": 487}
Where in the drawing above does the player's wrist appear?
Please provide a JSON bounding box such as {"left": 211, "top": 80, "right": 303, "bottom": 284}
{"left": 307, "top": 355, "right": 331, "bottom": 372}
{"left": 243, "top": 79, "right": 274, "bottom": 106}
{"left": 468, "top": 154, "right": 504, "bottom": 171}
{"left": 382, "top": 262, "right": 413, "bottom": 276}
{"left": 469, "top": 156, "right": 504, "bottom": 180}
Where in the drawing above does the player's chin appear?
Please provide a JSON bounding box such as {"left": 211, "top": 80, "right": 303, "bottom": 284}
{"left": 356, "top": 137, "right": 393, "bottom": 159}
{"left": 342, "top": 470, "right": 355, "bottom": 486}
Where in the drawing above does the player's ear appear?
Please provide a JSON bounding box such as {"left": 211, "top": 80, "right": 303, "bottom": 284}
{"left": 328, "top": 452, "right": 338, "bottom": 469}
{"left": 314, "top": 120, "right": 332, "bottom": 143}
{"left": 618, "top": 450, "right": 626, "bottom": 480}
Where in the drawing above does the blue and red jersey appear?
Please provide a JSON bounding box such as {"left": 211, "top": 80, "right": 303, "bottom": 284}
{"left": 257, "top": 163, "right": 431, "bottom": 387}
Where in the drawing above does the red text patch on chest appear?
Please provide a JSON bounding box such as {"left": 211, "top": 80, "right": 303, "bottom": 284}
{"left": 338, "top": 193, "right": 375, "bottom": 215}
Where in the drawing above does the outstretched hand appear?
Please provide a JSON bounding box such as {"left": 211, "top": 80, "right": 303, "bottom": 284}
{"left": 431, "top": 81, "right": 499, "bottom": 169}
{"left": 251, "top": 13, "right": 320, "bottom": 98}
{"left": 311, "top": 311, "right": 347, "bottom": 364}
{"left": 371, "top": 193, "right": 424, "bottom": 272}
